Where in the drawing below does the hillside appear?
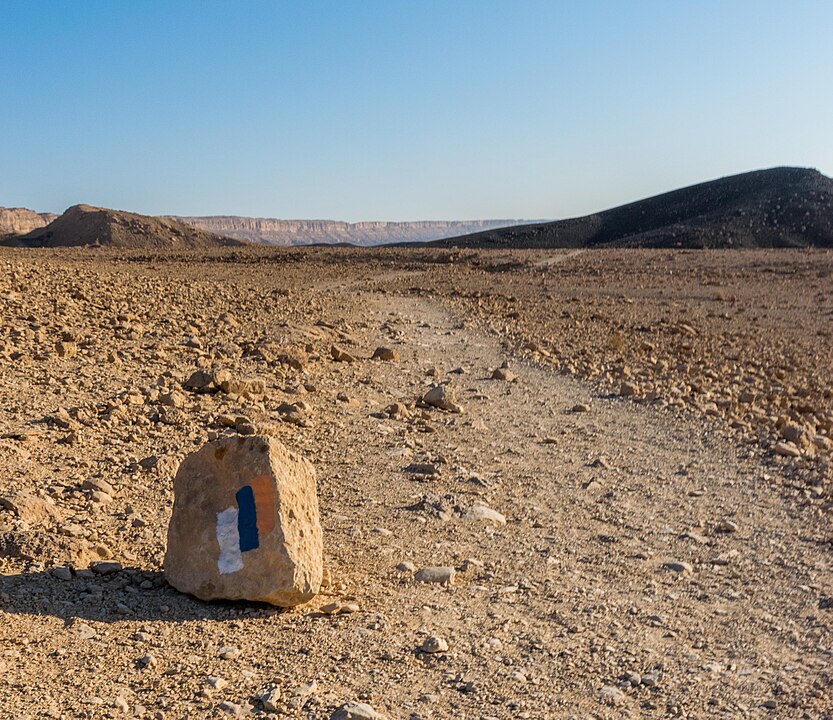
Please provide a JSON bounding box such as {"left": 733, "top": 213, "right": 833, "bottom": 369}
{"left": 173, "top": 216, "right": 525, "bottom": 246}
{"left": 0, "top": 207, "right": 57, "bottom": 237}
{"left": 9, "top": 204, "right": 246, "bottom": 249}
{"left": 433, "top": 167, "right": 833, "bottom": 249}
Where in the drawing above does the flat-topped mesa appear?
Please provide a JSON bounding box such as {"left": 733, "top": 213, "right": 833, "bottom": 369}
{"left": 164, "top": 435, "right": 323, "bottom": 607}
{"left": 171, "top": 216, "right": 527, "bottom": 246}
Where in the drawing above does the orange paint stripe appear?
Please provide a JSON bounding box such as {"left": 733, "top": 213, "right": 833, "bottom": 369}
{"left": 250, "top": 474, "right": 276, "bottom": 536}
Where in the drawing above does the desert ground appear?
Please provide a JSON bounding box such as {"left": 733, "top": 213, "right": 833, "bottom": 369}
{"left": 0, "top": 247, "right": 830, "bottom": 719}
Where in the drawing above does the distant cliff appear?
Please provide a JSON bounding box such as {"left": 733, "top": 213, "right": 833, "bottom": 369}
{"left": 0, "top": 207, "right": 58, "bottom": 236}
{"left": 171, "top": 216, "right": 526, "bottom": 246}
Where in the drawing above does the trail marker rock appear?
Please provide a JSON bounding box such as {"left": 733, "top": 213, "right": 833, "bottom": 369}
{"left": 164, "top": 435, "right": 323, "bottom": 606}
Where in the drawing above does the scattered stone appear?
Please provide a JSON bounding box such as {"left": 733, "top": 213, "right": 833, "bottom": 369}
{"left": 164, "top": 435, "right": 323, "bottom": 606}
{"left": 414, "top": 566, "right": 456, "bottom": 585}
{"left": 0, "top": 491, "right": 64, "bottom": 525}
{"left": 383, "top": 402, "right": 410, "bottom": 419}
{"left": 277, "top": 402, "right": 313, "bottom": 428}
{"left": 781, "top": 423, "right": 805, "bottom": 445}
{"left": 619, "top": 381, "right": 638, "bottom": 397}
{"left": 55, "top": 340, "right": 78, "bottom": 358}
{"left": 90, "top": 490, "right": 113, "bottom": 505}
{"left": 291, "top": 680, "right": 318, "bottom": 698}
{"left": 159, "top": 390, "right": 187, "bottom": 408}
{"left": 330, "top": 701, "right": 388, "bottom": 720}
{"left": 372, "top": 347, "right": 400, "bottom": 361}
{"left": 464, "top": 504, "right": 506, "bottom": 525}
{"left": 663, "top": 561, "right": 694, "bottom": 575}
{"left": 90, "top": 561, "right": 122, "bottom": 575}
{"left": 715, "top": 519, "right": 738, "bottom": 534}
{"left": 74, "top": 623, "right": 97, "bottom": 640}
{"left": 396, "top": 561, "right": 416, "bottom": 573}
{"left": 183, "top": 369, "right": 217, "bottom": 393}
{"left": 491, "top": 367, "right": 515, "bottom": 382}
{"left": 405, "top": 462, "right": 440, "bottom": 476}
{"left": 206, "top": 677, "right": 229, "bottom": 692}
{"left": 571, "top": 403, "right": 590, "bottom": 413}
{"left": 50, "top": 566, "right": 73, "bottom": 580}
{"left": 138, "top": 653, "right": 157, "bottom": 668}
{"left": 421, "top": 635, "right": 448, "bottom": 653}
{"left": 218, "top": 700, "right": 250, "bottom": 716}
{"left": 331, "top": 345, "right": 357, "bottom": 363}
{"left": 774, "top": 441, "right": 801, "bottom": 458}
{"left": 219, "top": 377, "right": 266, "bottom": 396}
{"left": 422, "top": 385, "right": 463, "bottom": 413}
{"left": 218, "top": 645, "right": 240, "bottom": 660}
{"left": 600, "top": 685, "right": 625, "bottom": 706}
{"left": 82, "top": 478, "right": 117, "bottom": 496}
{"left": 260, "top": 687, "right": 282, "bottom": 712}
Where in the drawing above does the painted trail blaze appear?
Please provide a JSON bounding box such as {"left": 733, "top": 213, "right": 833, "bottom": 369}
{"left": 215, "top": 474, "right": 278, "bottom": 574}
{"left": 236, "top": 485, "right": 259, "bottom": 552}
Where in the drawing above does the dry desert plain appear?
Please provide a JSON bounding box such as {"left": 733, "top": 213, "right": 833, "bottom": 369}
{"left": 0, "top": 246, "right": 831, "bottom": 719}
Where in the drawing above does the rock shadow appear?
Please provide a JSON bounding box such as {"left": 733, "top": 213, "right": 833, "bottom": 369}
{"left": 0, "top": 567, "right": 289, "bottom": 624}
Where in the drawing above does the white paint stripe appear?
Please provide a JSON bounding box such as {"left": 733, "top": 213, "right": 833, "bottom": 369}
{"left": 216, "top": 506, "right": 244, "bottom": 574}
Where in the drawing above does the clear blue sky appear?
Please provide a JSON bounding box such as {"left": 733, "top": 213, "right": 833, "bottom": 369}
{"left": 1, "top": 1, "right": 831, "bottom": 221}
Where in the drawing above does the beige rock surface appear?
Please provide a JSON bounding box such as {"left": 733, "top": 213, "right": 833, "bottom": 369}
{"left": 164, "top": 435, "right": 322, "bottom": 606}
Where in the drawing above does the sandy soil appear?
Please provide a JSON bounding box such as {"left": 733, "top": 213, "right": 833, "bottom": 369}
{"left": 0, "top": 248, "right": 830, "bottom": 719}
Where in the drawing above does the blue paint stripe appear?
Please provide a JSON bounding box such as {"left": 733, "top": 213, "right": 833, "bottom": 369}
{"left": 236, "top": 485, "right": 259, "bottom": 552}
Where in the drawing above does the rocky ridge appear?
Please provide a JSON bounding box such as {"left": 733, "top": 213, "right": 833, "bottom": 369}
{"left": 9, "top": 204, "right": 246, "bottom": 249}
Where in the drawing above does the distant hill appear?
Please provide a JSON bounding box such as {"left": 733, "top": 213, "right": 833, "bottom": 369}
{"left": 432, "top": 167, "right": 833, "bottom": 249}
{"left": 172, "top": 216, "right": 527, "bottom": 246}
{"left": 0, "top": 207, "right": 58, "bottom": 237}
{"left": 8, "top": 204, "right": 246, "bottom": 249}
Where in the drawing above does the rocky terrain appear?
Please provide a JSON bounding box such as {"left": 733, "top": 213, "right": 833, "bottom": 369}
{"left": 0, "top": 246, "right": 830, "bottom": 719}
{"left": 6, "top": 205, "right": 245, "bottom": 249}
{"left": 434, "top": 167, "right": 833, "bottom": 249}
{"left": 172, "top": 217, "right": 526, "bottom": 247}
{"left": 0, "top": 207, "right": 57, "bottom": 238}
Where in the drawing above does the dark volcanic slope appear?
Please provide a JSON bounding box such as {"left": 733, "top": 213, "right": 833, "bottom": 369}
{"left": 435, "top": 167, "right": 833, "bottom": 249}
{"left": 9, "top": 204, "right": 246, "bottom": 249}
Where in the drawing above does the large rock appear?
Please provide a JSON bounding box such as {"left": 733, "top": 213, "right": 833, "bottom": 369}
{"left": 164, "top": 435, "right": 323, "bottom": 606}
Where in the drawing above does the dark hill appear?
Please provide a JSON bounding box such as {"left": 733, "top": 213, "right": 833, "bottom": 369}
{"left": 8, "top": 204, "right": 247, "bottom": 249}
{"left": 433, "top": 167, "right": 833, "bottom": 249}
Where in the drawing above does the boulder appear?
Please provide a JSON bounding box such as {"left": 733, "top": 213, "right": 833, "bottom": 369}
{"left": 164, "top": 435, "right": 323, "bottom": 606}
